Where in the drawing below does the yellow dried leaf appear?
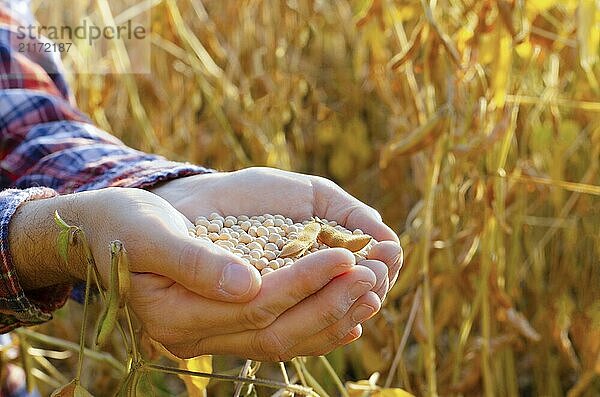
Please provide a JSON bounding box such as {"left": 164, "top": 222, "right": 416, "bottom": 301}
{"left": 578, "top": 0, "right": 600, "bottom": 67}
{"left": 526, "top": 0, "right": 559, "bottom": 15}
{"left": 380, "top": 105, "right": 448, "bottom": 166}
{"left": 455, "top": 25, "right": 474, "bottom": 54}
{"left": 515, "top": 39, "right": 533, "bottom": 59}
{"left": 315, "top": 113, "right": 340, "bottom": 145}
{"left": 346, "top": 380, "right": 415, "bottom": 397}
{"left": 375, "top": 388, "right": 416, "bottom": 397}
{"left": 179, "top": 355, "right": 213, "bottom": 396}
{"left": 491, "top": 29, "right": 512, "bottom": 108}
{"left": 386, "top": 4, "right": 419, "bottom": 23}
{"left": 343, "top": 116, "right": 371, "bottom": 163}
{"left": 329, "top": 148, "right": 355, "bottom": 180}
{"left": 51, "top": 380, "right": 94, "bottom": 397}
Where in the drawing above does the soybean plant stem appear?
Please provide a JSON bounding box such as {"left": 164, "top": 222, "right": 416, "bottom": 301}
{"left": 123, "top": 305, "right": 139, "bottom": 362}
{"left": 279, "top": 362, "right": 290, "bottom": 385}
{"left": 233, "top": 359, "right": 253, "bottom": 397}
{"left": 17, "top": 329, "right": 124, "bottom": 373}
{"left": 384, "top": 286, "right": 422, "bottom": 388}
{"left": 319, "top": 356, "right": 349, "bottom": 397}
{"left": 291, "top": 358, "right": 308, "bottom": 387}
{"left": 144, "top": 363, "right": 319, "bottom": 396}
{"left": 77, "top": 257, "right": 93, "bottom": 382}
{"left": 296, "top": 359, "right": 331, "bottom": 397}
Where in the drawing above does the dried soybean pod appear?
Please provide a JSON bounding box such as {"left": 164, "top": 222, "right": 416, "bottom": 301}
{"left": 96, "top": 248, "right": 120, "bottom": 348}
{"left": 279, "top": 220, "right": 321, "bottom": 258}
{"left": 111, "top": 241, "right": 131, "bottom": 308}
{"left": 318, "top": 224, "right": 372, "bottom": 252}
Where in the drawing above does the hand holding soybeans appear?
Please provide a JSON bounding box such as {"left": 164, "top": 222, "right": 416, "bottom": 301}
{"left": 10, "top": 167, "right": 402, "bottom": 361}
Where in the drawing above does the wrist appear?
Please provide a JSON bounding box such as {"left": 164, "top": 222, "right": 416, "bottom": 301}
{"left": 9, "top": 194, "right": 87, "bottom": 290}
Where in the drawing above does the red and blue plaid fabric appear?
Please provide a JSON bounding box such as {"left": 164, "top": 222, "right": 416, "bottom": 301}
{"left": 0, "top": 4, "right": 210, "bottom": 332}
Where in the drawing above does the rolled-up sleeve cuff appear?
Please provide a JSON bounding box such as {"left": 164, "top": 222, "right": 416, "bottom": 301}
{"left": 0, "top": 187, "right": 71, "bottom": 333}
{"left": 74, "top": 159, "right": 214, "bottom": 192}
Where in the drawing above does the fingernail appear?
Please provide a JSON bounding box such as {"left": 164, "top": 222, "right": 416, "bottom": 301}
{"left": 349, "top": 281, "right": 373, "bottom": 300}
{"left": 352, "top": 304, "right": 376, "bottom": 322}
{"left": 219, "top": 263, "right": 253, "bottom": 296}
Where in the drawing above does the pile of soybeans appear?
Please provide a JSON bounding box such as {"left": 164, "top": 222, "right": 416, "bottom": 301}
{"left": 189, "top": 213, "right": 375, "bottom": 275}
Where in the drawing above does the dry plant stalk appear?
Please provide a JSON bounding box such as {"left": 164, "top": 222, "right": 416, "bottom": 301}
{"left": 28, "top": 0, "right": 600, "bottom": 395}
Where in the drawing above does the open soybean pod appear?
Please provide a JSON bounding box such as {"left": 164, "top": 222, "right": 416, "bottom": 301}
{"left": 279, "top": 220, "right": 322, "bottom": 258}
{"left": 96, "top": 243, "right": 122, "bottom": 348}
{"left": 318, "top": 224, "right": 372, "bottom": 252}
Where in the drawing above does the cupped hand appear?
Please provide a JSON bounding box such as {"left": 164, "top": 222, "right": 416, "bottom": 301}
{"left": 134, "top": 248, "right": 380, "bottom": 360}
{"left": 151, "top": 167, "right": 404, "bottom": 298}
{"left": 12, "top": 187, "right": 380, "bottom": 360}
{"left": 73, "top": 188, "right": 380, "bottom": 360}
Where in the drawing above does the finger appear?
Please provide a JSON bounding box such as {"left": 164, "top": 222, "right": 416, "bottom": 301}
{"left": 140, "top": 234, "right": 262, "bottom": 303}
{"left": 238, "top": 248, "right": 357, "bottom": 330}
{"left": 286, "top": 291, "right": 380, "bottom": 358}
{"left": 358, "top": 259, "right": 388, "bottom": 300}
{"left": 339, "top": 324, "right": 363, "bottom": 346}
{"left": 344, "top": 207, "right": 399, "bottom": 244}
{"left": 183, "top": 292, "right": 380, "bottom": 361}
{"left": 376, "top": 277, "right": 390, "bottom": 301}
{"left": 367, "top": 241, "right": 403, "bottom": 289}
{"left": 134, "top": 248, "right": 358, "bottom": 339}
{"left": 245, "top": 266, "right": 376, "bottom": 355}
{"left": 310, "top": 176, "right": 399, "bottom": 242}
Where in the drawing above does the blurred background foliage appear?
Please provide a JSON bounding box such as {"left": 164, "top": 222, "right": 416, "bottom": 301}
{"left": 22, "top": 0, "right": 600, "bottom": 395}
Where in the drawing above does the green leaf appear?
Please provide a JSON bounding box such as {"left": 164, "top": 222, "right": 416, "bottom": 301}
{"left": 57, "top": 230, "right": 70, "bottom": 264}
{"left": 54, "top": 210, "right": 71, "bottom": 230}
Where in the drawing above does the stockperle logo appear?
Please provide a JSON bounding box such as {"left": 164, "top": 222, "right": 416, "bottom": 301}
{"left": 8, "top": 2, "right": 152, "bottom": 74}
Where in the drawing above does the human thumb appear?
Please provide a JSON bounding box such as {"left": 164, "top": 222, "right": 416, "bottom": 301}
{"left": 159, "top": 234, "right": 262, "bottom": 303}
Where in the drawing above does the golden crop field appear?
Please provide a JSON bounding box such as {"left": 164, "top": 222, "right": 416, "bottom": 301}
{"left": 13, "top": 0, "right": 600, "bottom": 396}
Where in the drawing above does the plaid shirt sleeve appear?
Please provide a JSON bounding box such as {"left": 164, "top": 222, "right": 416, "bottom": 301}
{"left": 0, "top": 5, "right": 212, "bottom": 332}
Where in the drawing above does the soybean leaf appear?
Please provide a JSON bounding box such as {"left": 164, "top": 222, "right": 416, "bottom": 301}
{"left": 57, "top": 229, "right": 70, "bottom": 264}
{"left": 54, "top": 210, "right": 71, "bottom": 230}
